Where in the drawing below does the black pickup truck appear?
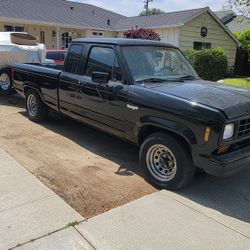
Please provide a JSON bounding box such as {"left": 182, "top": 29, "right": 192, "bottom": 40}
{"left": 13, "top": 38, "right": 250, "bottom": 190}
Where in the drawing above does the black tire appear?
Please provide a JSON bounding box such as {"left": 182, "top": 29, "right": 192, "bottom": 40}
{"left": 139, "top": 132, "right": 195, "bottom": 190}
{"left": 0, "top": 69, "right": 13, "bottom": 95}
{"left": 26, "top": 90, "right": 49, "bottom": 122}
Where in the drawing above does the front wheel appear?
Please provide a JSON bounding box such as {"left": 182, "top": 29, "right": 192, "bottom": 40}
{"left": 0, "top": 69, "right": 13, "bottom": 95}
{"left": 140, "top": 133, "right": 195, "bottom": 190}
{"left": 26, "top": 90, "right": 49, "bottom": 122}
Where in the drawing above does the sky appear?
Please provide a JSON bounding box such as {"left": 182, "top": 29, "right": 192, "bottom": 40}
{"left": 72, "top": 0, "right": 225, "bottom": 16}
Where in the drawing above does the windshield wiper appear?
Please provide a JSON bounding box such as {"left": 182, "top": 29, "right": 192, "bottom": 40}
{"left": 136, "top": 77, "right": 182, "bottom": 83}
{"left": 177, "top": 75, "right": 198, "bottom": 80}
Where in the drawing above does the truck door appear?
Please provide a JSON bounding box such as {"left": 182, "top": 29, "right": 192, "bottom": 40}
{"left": 75, "top": 46, "right": 128, "bottom": 138}
{"left": 58, "top": 44, "right": 84, "bottom": 117}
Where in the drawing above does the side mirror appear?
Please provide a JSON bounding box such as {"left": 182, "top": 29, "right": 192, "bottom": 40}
{"left": 92, "top": 71, "right": 109, "bottom": 84}
{"left": 113, "top": 84, "right": 123, "bottom": 94}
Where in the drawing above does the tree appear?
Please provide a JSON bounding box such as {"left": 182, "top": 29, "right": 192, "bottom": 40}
{"left": 139, "top": 8, "right": 165, "bottom": 16}
{"left": 233, "top": 28, "right": 250, "bottom": 74}
{"left": 233, "top": 28, "right": 250, "bottom": 51}
{"left": 224, "top": 0, "right": 250, "bottom": 17}
{"left": 124, "top": 28, "right": 161, "bottom": 41}
{"left": 234, "top": 28, "right": 250, "bottom": 64}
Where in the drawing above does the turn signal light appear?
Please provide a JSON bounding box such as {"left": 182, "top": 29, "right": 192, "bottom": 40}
{"left": 217, "top": 145, "right": 230, "bottom": 154}
{"left": 204, "top": 127, "right": 211, "bottom": 143}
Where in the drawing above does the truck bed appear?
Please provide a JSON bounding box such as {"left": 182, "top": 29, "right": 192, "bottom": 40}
{"left": 13, "top": 63, "right": 62, "bottom": 111}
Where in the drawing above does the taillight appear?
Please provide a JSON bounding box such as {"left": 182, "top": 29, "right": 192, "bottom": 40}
{"left": 11, "top": 68, "right": 14, "bottom": 83}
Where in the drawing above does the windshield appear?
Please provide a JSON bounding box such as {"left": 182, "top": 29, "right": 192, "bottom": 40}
{"left": 121, "top": 46, "right": 198, "bottom": 82}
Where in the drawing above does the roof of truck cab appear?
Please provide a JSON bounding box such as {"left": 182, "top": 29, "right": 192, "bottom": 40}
{"left": 71, "top": 38, "right": 177, "bottom": 48}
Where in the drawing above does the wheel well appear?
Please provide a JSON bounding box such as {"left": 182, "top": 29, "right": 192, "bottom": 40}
{"left": 138, "top": 125, "right": 192, "bottom": 159}
{"left": 24, "top": 86, "right": 38, "bottom": 96}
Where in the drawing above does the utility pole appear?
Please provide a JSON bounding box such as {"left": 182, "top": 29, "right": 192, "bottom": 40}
{"left": 144, "top": 0, "right": 153, "bottom": 15}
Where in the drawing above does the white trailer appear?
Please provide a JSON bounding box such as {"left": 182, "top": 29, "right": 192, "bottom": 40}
{"left": 0, "top": 32, "right": 46, "bottom": 95}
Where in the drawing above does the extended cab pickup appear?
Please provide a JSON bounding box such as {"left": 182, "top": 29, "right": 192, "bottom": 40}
{"left": 13, "top": 38, "right": 250, "bottom": 190}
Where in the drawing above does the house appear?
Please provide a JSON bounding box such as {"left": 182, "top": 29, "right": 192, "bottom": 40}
{"left": 0, "top": 0, "right": 239, "bottom": 66}
{"left": 0, "top": 0, "right": 124, "bottom": 49}
{"left": 215, "top": 10, "right": 250, "bottom": 33}
{"left": 115, "top": 7, "right": 240, "bottom": 67}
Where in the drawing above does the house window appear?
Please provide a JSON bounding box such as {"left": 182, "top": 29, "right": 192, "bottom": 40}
{"left": 40, "top": 31, "right": 45, "bottom": 44}
{"left": 4, "top": 25, "right": 24, "bottom": 32}
{"left": 193, "top": 42, "right": 211, "bottom": 50}
{"left": 61, "top": 32, "right": 72, "bottom": 49}
{"left": 203, "top": 43, "right": 211, "bottom": 49}
{"left": 91, "top": 31, "right": 104, "bottom": 37}
{"left": 15, "top": 27, "right": 24, "bottom": 32}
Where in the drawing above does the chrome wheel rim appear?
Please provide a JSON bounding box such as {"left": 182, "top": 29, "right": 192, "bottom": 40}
{"left": 27, "top": 94, "right": 38, "bottom": 117}
{"left": 0, "top": 73, "right": 10, "bottom": 91}
{"left": 146, "top": 144, "right": 177, "bottom": 182}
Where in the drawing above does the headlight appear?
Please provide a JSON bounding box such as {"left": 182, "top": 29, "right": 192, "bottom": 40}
{"left": 223, "top": 123, "right": 234, "bottom": 140}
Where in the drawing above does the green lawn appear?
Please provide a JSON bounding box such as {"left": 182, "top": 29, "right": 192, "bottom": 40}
{"left": 220, "top": 78, "right": 250, "bottom": 89}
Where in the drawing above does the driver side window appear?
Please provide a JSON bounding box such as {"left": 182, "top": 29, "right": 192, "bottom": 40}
{"left": 86, "top": 47, "right": 122, "bottom": 82}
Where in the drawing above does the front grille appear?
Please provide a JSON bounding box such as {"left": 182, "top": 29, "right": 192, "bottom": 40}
{"left": 238, "top": 118, "right": 250, "bottom": 138}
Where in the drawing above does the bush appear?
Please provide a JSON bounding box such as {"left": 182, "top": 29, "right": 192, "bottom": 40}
{"left": 184, "top": 48, "right": 228, "bottom": 81}
{"left": 124, "top": 28, "right": 161, "bottom": 41}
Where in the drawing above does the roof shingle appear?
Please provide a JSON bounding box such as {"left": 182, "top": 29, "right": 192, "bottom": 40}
{"left": 0, "top": 1, "right": 240, "bottom": 46}
{"left": 114, "top": 7, "right": 209, "bottom": 30}
{"left": 0, "top": 0, "right": 125, "bottom": 30}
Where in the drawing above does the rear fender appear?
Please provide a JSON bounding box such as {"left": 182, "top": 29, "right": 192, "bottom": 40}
{"left": 23, "top": 81, "right": 46, "bottom": 103}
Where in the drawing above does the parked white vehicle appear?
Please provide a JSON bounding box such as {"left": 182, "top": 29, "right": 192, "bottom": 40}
{"left": 0, "top": 32, "right": 46, "bottom": 94}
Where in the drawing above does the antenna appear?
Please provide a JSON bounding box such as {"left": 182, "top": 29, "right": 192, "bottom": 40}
{"left": 144, "top": 0, "right": 153, "bottom": 15}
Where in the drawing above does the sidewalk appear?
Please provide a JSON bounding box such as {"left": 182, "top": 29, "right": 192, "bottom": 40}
{"left": 1, "top": 148, "right": 249, "bottom": 249}
{"left": 0, "top": 148, "right": 92, "bottom": 249}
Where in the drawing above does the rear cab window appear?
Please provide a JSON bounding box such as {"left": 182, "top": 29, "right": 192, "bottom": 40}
{"left": 64, "top": 45, "right": 84, "bottom": 74}
{"left": 46, "top": 51, "right": 65, "bottom": 60}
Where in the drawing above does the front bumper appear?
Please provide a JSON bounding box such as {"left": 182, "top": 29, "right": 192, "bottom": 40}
{"left": 199, "top": 145, "right": 250, "bottom": 177}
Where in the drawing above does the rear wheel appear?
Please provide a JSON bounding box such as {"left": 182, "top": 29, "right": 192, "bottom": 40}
{"left": 140, "top": 133, "right": 195, "bottom": 190}
{"left": 26, "top": 90, "right": 49, "bottom": 122}
{"left": 0, "top": 69, "right": 13, "bottom": 95}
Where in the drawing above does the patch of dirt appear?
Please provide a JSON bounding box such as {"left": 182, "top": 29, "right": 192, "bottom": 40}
{"left": 0, "top": 95, "right": 156, "bottom": 218}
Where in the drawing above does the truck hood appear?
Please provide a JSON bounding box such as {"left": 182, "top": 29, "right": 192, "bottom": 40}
{"left": 144, "top": 80, "right": 250, "bottom": 119}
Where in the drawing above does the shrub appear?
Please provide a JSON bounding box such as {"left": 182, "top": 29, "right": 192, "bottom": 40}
{"left": 184, "top": 49, "right": 197, "bottom": 67}
{"left": 124, "top": 28, "right": 161, "bottom": 41}
{"left": 184, "top": 48, "right": 228, "bottom": 81}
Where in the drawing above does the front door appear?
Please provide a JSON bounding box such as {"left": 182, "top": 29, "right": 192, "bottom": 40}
{"left": 75, "top": 46, "right": 127, "bottom": 138}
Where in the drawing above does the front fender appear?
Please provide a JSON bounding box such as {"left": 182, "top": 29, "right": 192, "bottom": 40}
{"left": 137, "top": 116, "right": 197, "bottom": 145}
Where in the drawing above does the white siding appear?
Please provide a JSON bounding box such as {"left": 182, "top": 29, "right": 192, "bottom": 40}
{"left": 179, "top": 11, "right": 238, "bottom": 67}
{"left": 117, "top": 28, "right": 180, "bottom": 47}
{"left": 154, "top": 28, "right": 180, "bottom": 47}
